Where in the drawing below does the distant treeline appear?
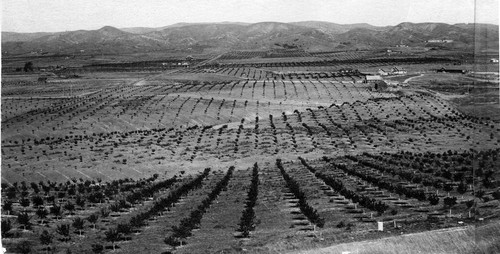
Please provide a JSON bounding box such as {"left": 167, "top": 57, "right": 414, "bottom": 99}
{"left": 84, "top": 59, "right": 204, "bottom": 68}
{"left": 206, "top": 57, "right": 459, "bottom": 68}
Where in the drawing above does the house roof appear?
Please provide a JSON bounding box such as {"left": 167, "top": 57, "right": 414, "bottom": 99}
{"left": 366, "top": 75, "right": 383, "bottom": 80}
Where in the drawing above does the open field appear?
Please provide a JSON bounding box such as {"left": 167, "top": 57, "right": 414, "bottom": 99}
{"left": 1, "top": 52, "right": 215, "bottom": 70}
{"left": 2, "top": 48, "right": 500, "bottom": 253}
{"left": 404, "top": 73, "right": 500, "bottom": 121}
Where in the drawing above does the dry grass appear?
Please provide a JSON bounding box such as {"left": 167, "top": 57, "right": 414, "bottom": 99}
{"left": 292, "top": 220, "right": 500, "bottom": 254}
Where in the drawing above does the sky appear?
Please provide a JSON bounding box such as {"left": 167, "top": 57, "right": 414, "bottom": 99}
{"left": 1, "top": 0, "right": 499, "bottom": 33}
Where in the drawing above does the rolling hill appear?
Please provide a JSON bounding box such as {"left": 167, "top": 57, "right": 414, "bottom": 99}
{"left": 2, "top": 21, "right": 498, "bottom": 55}
{"left": 1, "top": 31, "right": 54, "bottom": 42}
{"left": 290, "top": 21, "right": 388, "bottom": 34}
{"left": 119, "top": 22, "right": 251, "bottom": 34}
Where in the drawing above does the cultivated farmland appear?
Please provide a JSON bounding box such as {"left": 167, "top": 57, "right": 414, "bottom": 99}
{"left": 2, "top": 48, "right": 500, "bottom": 254}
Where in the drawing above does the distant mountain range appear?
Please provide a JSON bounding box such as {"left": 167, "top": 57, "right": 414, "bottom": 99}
{"left": 2, "top": 21, "right": 498, "bottom": 55}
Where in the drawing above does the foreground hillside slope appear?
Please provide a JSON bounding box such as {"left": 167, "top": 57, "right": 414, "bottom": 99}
{"left": 295, "top": 220, "right": 500, "bottom": 254}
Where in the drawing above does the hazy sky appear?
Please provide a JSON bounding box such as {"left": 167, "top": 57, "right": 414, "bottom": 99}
{"left": 2, "top": 0, "right": 498, "bottom": 33}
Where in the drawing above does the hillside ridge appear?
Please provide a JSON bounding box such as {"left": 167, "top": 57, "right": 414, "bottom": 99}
{"left": 2, "top": 21, "right": 498, "bottom": 55}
